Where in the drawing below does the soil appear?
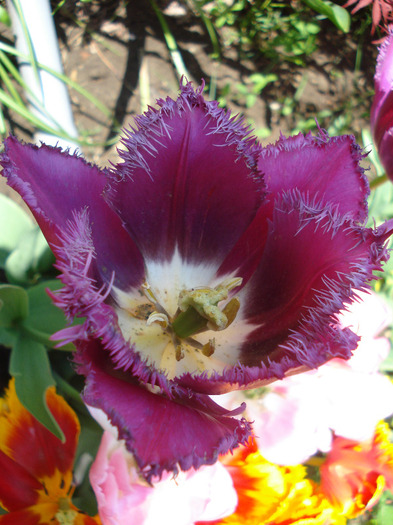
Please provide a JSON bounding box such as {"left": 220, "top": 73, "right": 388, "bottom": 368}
{"left": 0, "top": 0, "right": 380, "bottom": 172}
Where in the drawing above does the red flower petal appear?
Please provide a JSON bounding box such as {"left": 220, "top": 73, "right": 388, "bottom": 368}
{"left": 0, "top": 381, "right": 78, "bottom": 483}
{"left": 0, "top": 451, "right": 40, "bottom": 511}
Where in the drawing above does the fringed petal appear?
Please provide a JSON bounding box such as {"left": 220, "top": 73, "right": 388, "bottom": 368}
{"left": 258, "top": 131, "right": 369, "bottom": 222}
{"left": 0, "top": 137, "right": 144, "bottom": 290}
{"left": 105, "top": 81, "right": 264, "bottom": 267}
{"left": 76, "top": 341, "right": 252, "bottom": 481}
{"left": 240, "top": 192, "right": 393, "bottom": 369}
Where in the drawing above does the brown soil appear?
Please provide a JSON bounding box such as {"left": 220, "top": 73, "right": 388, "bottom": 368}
{"left": 2, "top": 0, "right": 379, "bottom": 169}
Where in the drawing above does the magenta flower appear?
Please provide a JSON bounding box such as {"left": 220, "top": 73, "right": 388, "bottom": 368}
{"left": 371, "top": 31, "right": 393, "bottom": 180}
{"left": 2, "top": 82, "right": 393, "bottom": 480}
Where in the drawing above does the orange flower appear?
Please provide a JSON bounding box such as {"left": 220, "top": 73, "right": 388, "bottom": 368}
{"left": 198, "top": 440, "right": 346, "bottom": 525}
{"left": 321, "top": 421, "right": 393, "bottom": 519}
{"left": 0, "top": 379, "right": 99, "bottom": 524}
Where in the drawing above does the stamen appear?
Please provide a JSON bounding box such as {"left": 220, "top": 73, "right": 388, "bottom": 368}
{"left": 175, "top": 344, "right": 185, "bottom": 361}
{"left": 146, "top": 311, "right": 169, "bottom": 328}
{"left": 202, "top": 338, "right": 216, "bottom": 357}
{"left": 142, "top": 281, "right": 158, "bottom": 304}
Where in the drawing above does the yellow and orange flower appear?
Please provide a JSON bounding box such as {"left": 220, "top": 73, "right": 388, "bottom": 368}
{"left": 0, "top": 379, "right": 99, "bottom": 524}
{"left": 321, "top": 421, "right": 393, "bottom": 519}
{"left": 197, "top": 439, "right": 347, "bottom": 525}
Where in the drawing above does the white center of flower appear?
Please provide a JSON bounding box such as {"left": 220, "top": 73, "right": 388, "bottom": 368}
{"left": 113, "top": 256, "right": 253, "bottom": 379}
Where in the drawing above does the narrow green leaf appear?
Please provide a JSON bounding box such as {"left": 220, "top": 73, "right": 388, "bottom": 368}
{"left": 149, "top": 0, "right": 189, "bottom": 79}
{"left": 12, "top": 0, "right": 42, "bottom": 93}
{"left": 9, "top": 332, "right": 64, "bottom": 441}
{"left": 0, "top": 41, "right": 112, "bottom": 119}
{"left": 0, "top": 284, "right": 29, "bottom": 327}
{"left": 0, "top": 61, "right": 24, "bottom": 105}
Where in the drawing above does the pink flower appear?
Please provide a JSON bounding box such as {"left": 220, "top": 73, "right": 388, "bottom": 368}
{"left": 90, "top": 430, "right": 237, "bottom": 525}
{"left": 246, "top": 291, "right": 393, "bottom": 465}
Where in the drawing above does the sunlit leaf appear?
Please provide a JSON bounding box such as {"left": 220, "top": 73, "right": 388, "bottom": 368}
{"left": 9, "top": 332, "right": 64, "bottom": 441}
{"left": 0, "top": 194, "right": 33, "bottom": 267}
{"left": 5, "top": 226, "right": 51, "bottom": 284}
{"left": 301, "top": 0, "right": 350, "bottom": 33}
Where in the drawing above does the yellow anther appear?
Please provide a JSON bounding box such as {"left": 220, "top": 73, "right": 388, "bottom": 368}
{"left": 142, "top": 281, "right": 158, "bottom": 304}
{"left": 146, "top": 311, "right": 169, "bottom": 328}
{"left": 202, "top": 338, "right": 216, "bottom": 357}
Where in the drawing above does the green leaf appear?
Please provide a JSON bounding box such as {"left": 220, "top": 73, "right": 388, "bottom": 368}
{"left": 0, "top": 284, "right": 28, "bottom": 327}
{"left": 368, "top": 180, "right": 393, "bottom": 227}
{"left": 23, "top": 280, "right": 75, "bottom": 350}
{"left": 376, "top": 490, "right": 393, "bottom": 524}
{"left": 9, "top": 332, "right": 64, "bottom": 441}
{"left": 0, "top": 326, "right": 17, "bottom": 347}
{"left": 301, "top": 0, "right": 350, "bottom": 33}
{"left": 5, "top": 226, "right": 51, "bottom": 284}
{"left": 0, "top": 194, "right": 33, "bottom": 263}
{"left": 0, "top": 6, "right": 11, "bottom": 27}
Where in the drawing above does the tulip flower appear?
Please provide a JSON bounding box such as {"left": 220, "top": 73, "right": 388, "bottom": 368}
{"left": 2, "top": 81, "right": 393, "bottom": 479}
{"left": 0, "top": 379, "right": 98, "bottom": 524}
{"left": 197, "top": 439, "right": 347, "bottom": 525}
{"left": 371, "top": 31, "right": 393, "bottom": 180}
{"left": 321, "top": 421, "right": 393, "bottom": 518}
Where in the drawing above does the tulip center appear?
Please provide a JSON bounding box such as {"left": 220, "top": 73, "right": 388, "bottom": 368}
{"left": 143, "top": 277, "right": 242, "bottom": 360}
{"left": 114, "top": 270, "right": 248, "bottom": 378}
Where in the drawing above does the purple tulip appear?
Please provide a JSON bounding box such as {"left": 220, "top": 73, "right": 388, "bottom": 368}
{"left": 2, "top": 82, "right": 393, "bottom": 480}
{"left": 371, "top": 31, "right": 393, "bottom": 180}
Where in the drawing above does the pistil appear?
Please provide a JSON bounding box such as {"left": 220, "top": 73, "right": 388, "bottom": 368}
{"left": 171, "top": 277, "right": 242, "bottom": 339}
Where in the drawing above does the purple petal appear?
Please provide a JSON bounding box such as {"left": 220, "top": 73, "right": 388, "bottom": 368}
{"left": 175, "top": 196, "right": 393, "bottom": 394}
{"left": 76, "top": 340, "right": 252, "bottom": 481}
{"left": 241, "top": 192, "right": 393, "bottom": 369}
{"left": 371, "top": 32, "right": 393, "bottom": 181}
{"left": 258, "top": 131, "right": 369, "bottom": 222}
{"left": 371, "top": 31, "right": 393, "bottom": 132}
{"left": 371, "top": 87, "right": 393, "bottom": 181}
{"left": 105, "top": 82, "right": 264, "bottom": 268}
{"left": 1, "top": 137, "right": 144, "bottom": 290}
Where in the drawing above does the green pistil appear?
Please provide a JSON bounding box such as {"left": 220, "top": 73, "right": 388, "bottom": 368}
{"left": 172, "top": 305, "right": 209, "bottom": 338}
{"left": 171, "top": 277, "right": 243, "bottom": 339}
